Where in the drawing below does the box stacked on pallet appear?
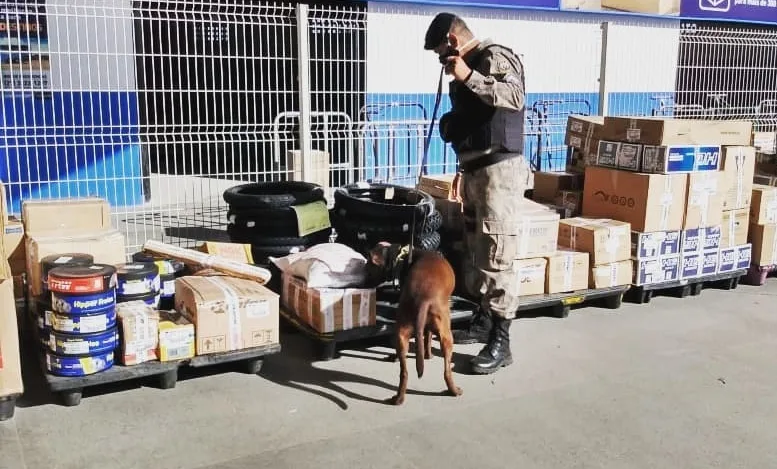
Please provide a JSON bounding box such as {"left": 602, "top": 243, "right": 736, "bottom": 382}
{"left": 531, "top": 171, "right": 585, "bottom": 218}
{"left": 748, "top": 185, "right": 777, "bottom": 277}
{"left": 564, "top": 115, "right": 604, "bottom": 173}
{"left": 579, "top": 116, "right": 755, "bottom": 286}
{"left": 505, "top": 199, "right": 561, "bottom": 296}
{"left": 557, "top": 218, "right": 632, "bottom": 289}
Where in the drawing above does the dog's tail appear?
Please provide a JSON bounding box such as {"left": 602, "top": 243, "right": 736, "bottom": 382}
{"left": 415, "top": 300, "right": 431, "bottom": 378}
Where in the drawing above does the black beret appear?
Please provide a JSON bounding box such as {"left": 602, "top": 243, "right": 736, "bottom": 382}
{"left": 424, "top": 12, "right": 457, "bottom": 50}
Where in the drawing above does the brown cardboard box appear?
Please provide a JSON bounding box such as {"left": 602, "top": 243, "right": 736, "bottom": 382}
{"left": 720, "top": 146, "right": 756, "bottom": 210}
{"left": 514, "top": 258, "right": 547, "bottom": 297}
{"left": 22, "top": 198, "right": 111, "bottom": 236}
{"left": 417, "top": 174, "right": 458, "bottom": 200}
{"left": 116, "top": 301, "right": 159, "bottom": 366}
{"left": 582, "top": 166, "right": 687, "bottom": 232}
{"left": 158, "top": 311, "right": 195, "bottom": 362}
{"left": 565, "top": 115, "right": 604, "bottom": 141}
{"left": 753, "top": 131, "right": 776, "bottom": 155}
{"left": 26, "top": 230, "right": 127, "bottom": 297}
{"left": 532, "top": 171, "right": 584, "bottom": 203}
{"left": 545, "top": 249, "right": 589, "bottom": 294}
{"left": 567, "top": 133, "right": 601, "bottom": 157}
{"left": 554, "top": 191, "right": 583, "bottom": 217}
{"left": 589, "top": 260, "right": 633, "bottom": 288}
{"left": 561, "top": 0, "right": 602, "bottom": 9}
{"left": 720, "top": 209, "right": 749, "bottom": 248}
{"left": 749, "top": 223, "right": 777, "bottom": 267}
{"left": 197, "top": 242, "right": 254, "bottom": 264}
{"left": 176, "top": 276, "right": 280, "bottom": 355}
{"left": 281, "top": 273, "right": 376, "bottom": 333}
{"left": 3, "top": 217, "right": 25, "bottom": 275}
{"left": 601, "top": 0, "right": 679, "bottom": 14}
{"left": 683, "top": 172, "right": 724, "bottom": 229}
{"left": 558, "top": 218, "right": 631, "bottom": 266}
{"left": 750, "top": 185, "right": 777, "bottom": 225}
{"left": 501, "top": 200, "right": 560, "bottom": 259}
{"left": 0, "top": 278, "right": 22, "bottom": 398}
{"left": 601, "top": 117, "right": 753, "bottom": 146}
{"left": 436, "top": 198, "right": 464, "bottom": 233}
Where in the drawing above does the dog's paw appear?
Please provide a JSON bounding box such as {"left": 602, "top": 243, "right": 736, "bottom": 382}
{"left": 385, "top": 394, "right": 405, "bottom": 406}
{"left": 447, "top": 387, "right": 463, "bottom": 397}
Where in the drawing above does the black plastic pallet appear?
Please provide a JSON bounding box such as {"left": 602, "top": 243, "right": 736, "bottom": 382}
{"left": 625, "top": 269, "right": 747, "bottom": 305}
{"left": 39, "top": 342, "right": 281, "bottom": 407}
{"left": 281, "top": 285, "right": 628, "bottom": 361}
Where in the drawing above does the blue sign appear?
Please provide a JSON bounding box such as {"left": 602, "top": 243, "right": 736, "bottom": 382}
{"left": 369, "top": 0, "right": 559, "bottom": 9}
{"left": 681, "top": 0, "right": 777, "bottom": 25}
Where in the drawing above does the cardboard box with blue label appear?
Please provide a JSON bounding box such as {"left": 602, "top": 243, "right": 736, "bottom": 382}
{"left": 641, "top": 145, "right": 722, "bottom": 175}
{"left": 718, "top": 244, "right": 752, "bottom": 274}
{"left": 633, "top": 255, "right": 681, "bottom": 286}
{"left": 596, "top": 141, "right": 643, "bottom": 171}
{"left": 681, "top": 226, "right": 722, "bottom": 255}
{"left": 631, "top": 230, "right": 681, "bottom": 259}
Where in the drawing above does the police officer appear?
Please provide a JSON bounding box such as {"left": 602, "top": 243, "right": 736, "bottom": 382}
{"left": 424, "top": 12, "right": 533, "bottom": 375}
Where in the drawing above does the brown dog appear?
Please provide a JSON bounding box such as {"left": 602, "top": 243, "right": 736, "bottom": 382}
{"left": 368, "top": 241, "right": 462, "bottom": 406}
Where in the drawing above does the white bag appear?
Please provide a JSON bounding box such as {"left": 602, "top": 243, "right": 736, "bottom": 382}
{"left": 269, "top": 243, "right": 369, "bottom": 288}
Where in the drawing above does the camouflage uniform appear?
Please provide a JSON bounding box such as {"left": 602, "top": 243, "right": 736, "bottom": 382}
{"left": 442, "top": 39, "right": 532, "bottom": 320}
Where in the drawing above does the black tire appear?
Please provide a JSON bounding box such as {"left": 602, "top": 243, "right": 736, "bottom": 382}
{"left": 331, "top": 209, "right": 442, "bottom": 238}
{"left": 227, "top": 206, "right": 305, "bottom": 237}
{"left": 333, "top": 183, "right": 434, "bottom": 221}
{"left": 335, "top": 230, "right": 441, "bottom": 252}
{"left": 227, "top": 225, "right": 332, "bottom": 246}
{"left": 224, "top": 181, "right": 325, "bottom": 209}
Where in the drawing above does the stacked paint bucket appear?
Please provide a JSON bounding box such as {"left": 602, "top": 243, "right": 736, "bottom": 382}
{"left": 131, "top": 252, "right": 186, "bottom": 310}
{"left": 41, "top": 261, "right": 119, "bottom": 377}
{"left": 115, "top": 262, "right": 162, "bottom": 307}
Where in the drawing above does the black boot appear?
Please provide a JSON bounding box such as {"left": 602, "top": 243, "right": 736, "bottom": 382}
{"left": 452, "top": 308, "right": 493, "bottom": 345}
{"left": 470, "top": 316, "right": 513, "bottom": 375}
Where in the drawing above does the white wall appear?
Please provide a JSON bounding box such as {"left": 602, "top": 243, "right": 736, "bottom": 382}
{"left": 366, "top": 2, "right": 681, "bottom": 96}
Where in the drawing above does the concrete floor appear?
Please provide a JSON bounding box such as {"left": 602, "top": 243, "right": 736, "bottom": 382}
{"left": 2, "top": 279, "right": 776, "bottom": 469}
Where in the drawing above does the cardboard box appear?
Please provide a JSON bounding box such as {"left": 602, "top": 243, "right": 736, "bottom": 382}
{"left": 595, "top": 141, "right": 619, "bottom": 168}
{"left": 514, "top": 258, "right": 547, "bottom": 297}
{"left": 589, "top": 260, "right": 633, "bottom": 288}
{"left": 750, "top": 185, "right": 777, "bottom": 225}
{"left": 492, "top": 200, "right": 559, "bottom": 259}
{"left": 3, "top": 217, "right": 25, "bottom": 275}
{"left": 720, "top": 209, "right": 749, "bottom": 248}
{"left": 567, "top": 133, "right": 601, "bottom": 157}
{"left": 600, "top": 117, "right": 753, "bottom": 147}
{"left": 554, "top": 191, "right": 583, "bottom": 217}
{"left": 633, "top": 255, "right": 681, "bottom": 286}
{"left": 197, "top": 242, "right": 254, "bottom": 264}
{"left": 601, "top": 0, "right": 679, "bottom": 14}
{"left": 753, "top": 173, "right": 777, "bottom": 187}
{"left": 718, "top": 244, "right": 752, "bottom": 273}
{"left": 566, "top": 115, "right": 604, "bottom": 139}
{"left": 435, "top": 198, "right": 464, "bottom": 233}
{"left": 632, "top": 230, "right": 681, "bottom": 259}
{"left": 545, "top": 249, "right": 589, "bottom": 294}
{"left": 683, "top": 172, "right": 724, "bottom": 229}
{"left": 532, "top": 171, "right": 584, "bottom": 203}
{"left": 22, "top": 198, "right": 111, "bottom": 236}
{"left": 749, "top": 223, "right": 777, "bottom": 267}
{"left": 281, "top": 273, "right": 375, "bottom": 334}
{"left": 158, "top": 311, "right": 195, "bottom": 362}
{"left": 116, "top": 301, "right": 159, "bottom": 366}
{"left": 561, "top": 0, "right": 602, "bottom": 9}
{"left": 567, "top": 147, "right": 595, "bottom": 173}
{"left": 558, "top": 218, "right": 631, "bottom": 266}
{"left": 680, "top": 251, "right": 701, "bottom": 279}
{"left": 720, "top": 146, "right": 756, "bottom": 210}
{"left": 753, "top": 131, "right": 776, "bottom": 155}
{"left": 26, "top": 230, "right": 127, "bottom": 297}
{"left": 582, "top": 166, "right": 687, "bottom": 232}
{"left": 176, "top": 276, "right": 280, "bottom": 355}
{"left": 640, "top": 145, "right": 721, "bottom": 174}
{"left": 417, "top": 174, "right": 458, "bottom": 200}
{"left": 289, "top": 149, "right": 330, "bottom": 192}
{"left": 0, "top": 278, "right": 22, "bottom": 398}
{"left": 681, "top": 226, "right": 721, "bottom": 254}
{"left": 701, "top": 249, "right": 719, "bottom": 276}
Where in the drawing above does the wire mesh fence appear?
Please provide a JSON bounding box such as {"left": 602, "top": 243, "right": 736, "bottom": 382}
{"left": 1, "top": 1, "right": 776, "bottom": 256}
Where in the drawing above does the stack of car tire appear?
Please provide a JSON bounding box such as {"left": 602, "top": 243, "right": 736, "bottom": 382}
{"left": 331, "top": 183, "right": 442, "bottom": 255}
{"left": 224, "top": 181, "right": 333, "bottom": 264}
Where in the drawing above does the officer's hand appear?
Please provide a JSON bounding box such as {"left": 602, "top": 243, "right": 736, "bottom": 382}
{"left": 444, "top": 56, "right": 472, "bottom": 82}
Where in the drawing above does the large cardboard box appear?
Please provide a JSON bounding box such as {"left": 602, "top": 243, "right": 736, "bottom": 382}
{"left": 750, "top": 185, "right": 777, "bottom": 225}
{"left": 566, "top": 115, "right": 604, "bottom": 139}
{"left": 532, "top": 171, "right": 584, "bottom": 203}
{"left": 116, "top": 301, "right": 159, "bottom": 366}
{"left": 720, "top": 209, "right": 749, "bottom": 248}
{"left": 749, "top": 223, "right": 777, "bottom": 267}
{"left": 491, "top": 199, "right": 559, "bottom": 259}
{"left": 26, "top": 230, "right": 127, "bottom": 297}
{"left": 544, "top": 249, "right": 589, "bottom": 294}
{"left": 600, "top": 117, "right": 753, "bottom": 147}
{"left": 633, "top": 255, "right": 681, "bottom": 286}
{"left": 589, "top": 260, "right": 633, "bottom": 288}
{"left": 514, "top": 258, "right": 547, "bottom": 297}
{"left": 601, "top": 0, "right": 679, "bottom": 14}
{"left": 582, "top": 166, "right": 687, "bottom": 232}
{"left": 417, "top": 174, "right": 458, "bottom": 200}
{"left": 557, "top": 218, "right": 631, "bottom": 266}
{"left": 175, "top": 276, "right": 280, "bottom": 355}
{"left": 22, "top": 198, "right": 111, "bottom": 236}
{"left": 640, "top": 145, "right": 721, "bottom": 174}
{"left": 281, "top": 273, "right": 376, "bottom": 333}
{"left": 632, "top": 230, "right": 682, "bottom": 259}
{"left": 683, "top": 172, "right": 724, "bottom": 229}
{"left": 0, "top": 278, "right": 22, "bottom": 398}
{"left": 436, "top": 198, "right": 464, "bottom": 233}
{"left": 720, "top": 146, "right": 756, "bottom": 211}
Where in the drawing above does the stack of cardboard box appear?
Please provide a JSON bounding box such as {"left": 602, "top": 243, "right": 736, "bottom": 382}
{"left": 557, "top": 218, "right": 633, "bottom": 289}
{"left": 749, "top": 185, "right": 777, "bottom": 269}
{"left": 577, "top": 116, "right": 755, "bottom": 285}
{"left": 0, "top": 185, "right": 22, "bottom": 410}
{"left": 531, "top": 171, "right": 585, "bottom": 218}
